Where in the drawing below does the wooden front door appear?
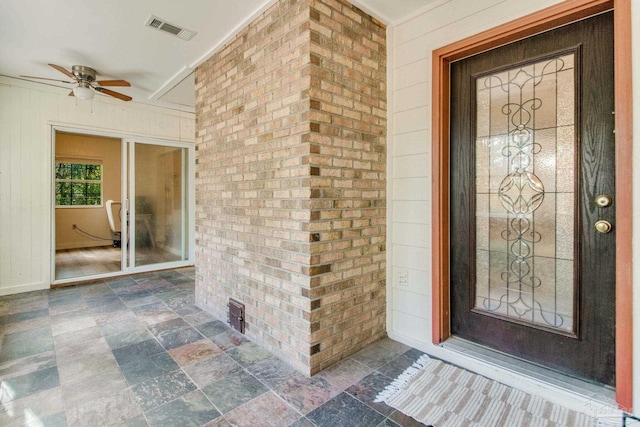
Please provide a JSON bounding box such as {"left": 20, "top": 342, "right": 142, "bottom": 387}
{"left": 450, "top": 12, "right": 615, "bottom": 386}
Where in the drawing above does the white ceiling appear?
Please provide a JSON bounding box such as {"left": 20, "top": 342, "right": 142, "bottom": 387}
{"left": 0, "top": 0, "right": 434, "bottom": 110}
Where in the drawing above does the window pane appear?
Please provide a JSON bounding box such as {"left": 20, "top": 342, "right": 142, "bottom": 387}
{"left": 71, "top": 183, "right": 88, "bottom": 205}
{"left": 56, "top": 163, "right": 71, "bottom": 179}
{"left": 86, "top": 165, "right": 102, "bottom": 180}
{"left": 56, "top": 162, "right": 102, "bottom": 206}
{"left": 70, "top": 164, "right": 83, "bottom": 180}
{"left": 87, "top": 183, "right": 101, "bottom": 198}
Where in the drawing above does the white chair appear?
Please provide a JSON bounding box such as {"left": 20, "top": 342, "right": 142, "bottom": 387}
{"left": 105, "top": 200, "right": 122, "bottom": 247}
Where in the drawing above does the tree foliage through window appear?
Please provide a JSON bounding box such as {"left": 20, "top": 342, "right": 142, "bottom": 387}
{"left": 55, "top": 162, "right": 102, "bottom": 206}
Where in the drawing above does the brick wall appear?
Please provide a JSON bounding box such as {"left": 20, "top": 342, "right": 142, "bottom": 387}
{"left": 195, "top": 0, "right": 386, "bottom": 375}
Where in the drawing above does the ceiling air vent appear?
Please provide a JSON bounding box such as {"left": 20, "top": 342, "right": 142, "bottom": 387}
{"left": 144, "top": 15, "right": 197, "bottom": 41}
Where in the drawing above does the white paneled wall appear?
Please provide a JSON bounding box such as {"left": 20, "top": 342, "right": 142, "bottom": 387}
{"left": 387, "top": 0, "right": 569, "bottom": 350}
{"left": 387, "top": 0, "right": 640, "bottom": 415}
{"left": 0, "top": 77, "right": 195, "bottom": 295}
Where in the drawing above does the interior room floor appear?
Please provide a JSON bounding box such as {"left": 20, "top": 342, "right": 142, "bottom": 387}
{"left": 55, "top": 246, "right": 183, "bottom": 280}
{"left": 0, "top": 268, "right": 427, "bottom": 427}
{"left": 55, "top": 246, "right": 122, "bottom": 280}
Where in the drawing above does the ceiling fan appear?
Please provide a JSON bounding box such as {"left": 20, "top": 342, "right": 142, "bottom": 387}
{"left": 20, "top": 64, "right": 132, "bottom": 102}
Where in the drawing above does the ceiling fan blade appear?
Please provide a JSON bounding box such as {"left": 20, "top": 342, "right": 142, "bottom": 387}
{"left": 20, "top": 75, "right": 75, "bottom": 84}
{"left": 95, "top": 87, "right": 132, "bottom": 102}
{"left": 95, "top": 79, "right": 131, "bottom": 87}
{"left": 49, "top": 63, "right": 75, "bottom": 79}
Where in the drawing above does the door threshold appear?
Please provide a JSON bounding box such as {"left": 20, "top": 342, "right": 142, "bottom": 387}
{"left": 52, "top": 263, "right": 194, "bottom": 287}
{"left": 441, "top": 337, "right": 616, "bottom": 405}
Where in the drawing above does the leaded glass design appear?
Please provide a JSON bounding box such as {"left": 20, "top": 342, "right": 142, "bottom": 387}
{"left": 474, "top": 53, "right": 576, "bottom": 333}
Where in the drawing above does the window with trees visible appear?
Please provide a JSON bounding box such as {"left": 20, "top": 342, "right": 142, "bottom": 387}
{"left": 55, "top": 161, "right": 103, "bottom": 206}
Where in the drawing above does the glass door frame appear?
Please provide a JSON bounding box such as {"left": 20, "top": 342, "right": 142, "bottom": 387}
{"left": 51, "top": 125, "right": 195, "bottom": 285}
{"left": 126, "top": 138, "right": 194, "bottom": 273}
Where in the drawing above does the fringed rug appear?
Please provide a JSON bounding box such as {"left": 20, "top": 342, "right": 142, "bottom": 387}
{"left": 375, "top": 355, "right": 598, "bottom": 427}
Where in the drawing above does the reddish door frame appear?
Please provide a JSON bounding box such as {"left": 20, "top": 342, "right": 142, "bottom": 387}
{"left": 431, "top": 0, "right": 633, "bottom": 409}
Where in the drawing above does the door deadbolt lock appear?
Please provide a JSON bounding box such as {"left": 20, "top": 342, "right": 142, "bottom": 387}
{"left": 594, "top": 220, "right": 612, "bottom": 234}
{"left": 595, "top": 194, "right": 613, "bottom": 208}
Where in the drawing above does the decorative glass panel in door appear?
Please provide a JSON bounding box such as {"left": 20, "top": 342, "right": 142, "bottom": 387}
{"left": 131, "top": 143, "right": 187, "bottom": 267}
{"left": 450, "top": 12, "right": 615, "bottom": 385}
{"left": 474, "top": 52, "right": 577, "bottom": 334}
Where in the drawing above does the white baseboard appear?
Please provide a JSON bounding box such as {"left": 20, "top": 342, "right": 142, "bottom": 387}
{"left": 0, "top": 281, "right": 48, "bottom": 296}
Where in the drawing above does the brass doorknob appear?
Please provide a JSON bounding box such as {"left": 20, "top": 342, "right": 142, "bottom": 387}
{"left": 595, "top": 195, "right": 613, "bottom": 207}
{"left": 594, "top": 220, "right": 612, "bottom": 234}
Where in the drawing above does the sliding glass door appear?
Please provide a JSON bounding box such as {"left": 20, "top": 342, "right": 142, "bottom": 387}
{"left": 128, "top": 141, "right": 189, "bottom": 268}
{"left": 53, "top": 128, "right": 194, "bottom": 283}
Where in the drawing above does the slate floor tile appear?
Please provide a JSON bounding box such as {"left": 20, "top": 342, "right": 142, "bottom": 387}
{"left": 136, "top": 309, "right": 179, "bottom": 327}
{"left": 93, "top": 309, "right": 138, "bottom": 326}
{"left": 104, "top": 327, "right": 155, "bottom": 350}
{"left": 112, "top": 338, "right": 165, "bottom": 366}
{"left": 388, "top": 410, "right": 431, "bottom": 427}
{"left": 98, "top": 317, "right": 146, "bottom": 337}
{"left": 50, "top": 309, "right": 97, "bottom": 336}
{"left": 61, "top": 369, "right": 128, "bottom": 406}
{"left": 202, "top": 370, "right": 269, "bottom": 414}
{"left": 226, "top": 342, "right": 273, "bottom": 367}
{"left": 182, "top": 352, "right": 243, "bottom": 388}
{"left": 48, "top": 300, "right": 87, "bottom": 316}
{"left": 156, "top": 326, "right": 205, "bottom": 351}
{"left": 223, "top": 391, "right": 302, "bottom": 427}
{"left": 54, "top": 334, "right": 111, "bottom": 361}
{"left": 154, "top": 289, "right": 190, "bottom": 301}
{"left": 210, "top": 330, "right": 250, "bottom": 351}
{"left": 305, "top": 392, "right": 386, "bottom": 427}
{"left": 65, "top": 388, "right": 143, "bottom": 427}
{"left": 288, "top": 417, "right": 316, "bottom": 427}
{"left": 168, "top": 339, "right": 222, "bottom": 366}
{"left": 132, "top": 302, "right": 170, "bottom": 315}
{"left": 174, "top": 304, "right": 201, "bottom": 317}
{"left": 378, "top": 353, "right": 421, "bottom": 380}
{"left": 48, "top": 290, "right": 82, "bottom": 307}
{"left": 274, "top": 374, "right": 341, "bottom": 415}
{"left": 105, "top": 276, "right": 137, "bottom": 289}
{"left": 37, "top": 412, "right": 69, "bottom": 427}
{"left": 182, "top": 311, "right": 217, "bottom": 326}
{"left": 352, "top": 341, "right": 405, "bottom": 370}
{"left": 147, "top": 317, "right": 187, "bottom": 333}
{"left": 87, "top": 300, "right": 128, "bottom": 315}
{"left": 5, "top": 308, "right": 49, "bottom": 324}
{"left": 56, "top": 352, "right": 119, "bottom": 385}
{"left": 4, "top": 315, "right": 51, "bottom": 335}
{"left": 145, "top": 390, "right": 221, "bottom": 427}
{"left": 318, "top": 358, "right": 372, "bottom": 390}
{"left": 0, "top": 269, "right": 436, "bottom": 427}
{"left": 345, "top": 371, "right": 396, "bottom": 416}
{"left": 132, "top": 369, "right": 197, "bottom": 411}
{"left": 195, "top": 320, "right": 230, "bottom": 338}
{"left": 0, "top": 366, "right": 59, "bottom": 403}
{"left": 247, "top": 357, "right": 299, "bottom": 389}
{"left": 0, "top": 327, "right": 53, "bottom": 363}
{"left": 84, "top": 294, "right": 119, "bottom": 308}
{"left": 0, "top": 386, "right": 65, "bottom": 427}
{"left": 0, "top": 350, "right": 56, "bottom": 381}
{"left": 8, "top": 296, "right": 48, "bottom": 314}
{"left": 120, "top": 351, "right": 178, "bottom": 386}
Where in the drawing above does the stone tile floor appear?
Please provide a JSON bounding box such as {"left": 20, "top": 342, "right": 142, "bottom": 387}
{"left": 0, "top": 268, "right": 427, "bottom": 427}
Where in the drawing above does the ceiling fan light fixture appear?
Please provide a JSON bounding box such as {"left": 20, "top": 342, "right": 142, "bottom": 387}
{"left": 73, "top": 84, "right": 94, "bottom": 100}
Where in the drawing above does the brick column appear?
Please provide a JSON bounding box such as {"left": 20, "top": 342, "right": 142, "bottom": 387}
{"left": 195, "top": 0, "right": 386, "bottom": 375}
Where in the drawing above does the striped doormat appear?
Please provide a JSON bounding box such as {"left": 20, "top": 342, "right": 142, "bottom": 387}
{"left": 375, "top": 355, "right": 601, "bottom": 427}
